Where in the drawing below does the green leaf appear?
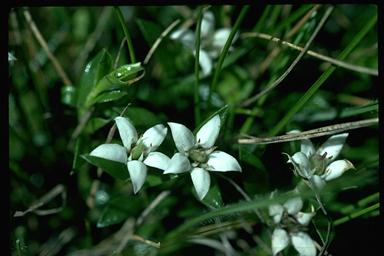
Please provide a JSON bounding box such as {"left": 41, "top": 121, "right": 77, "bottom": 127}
{"left": 146, "top": 173, "right": 163, "bottom": 187}
{"left": 239, "top": 145, "right": 265, "bottom": 170}
{"left": 81, "top": 154, "right": 129, "bottom": 180}
{"left": 124, "top": 107, "right": 161, "bottom": 127}
{"left": 201, "top": 180, "right": 223, "bottom": 209}
{"left": 91, "top": 90, "right": 128, "bottom": 105}
{"left": 97, "top": 195, "right": 142, "bottom": 228}
{"left": 77, "top": 48, "right": 112, "bottom": 108}
{"left": 84, "top": 117, "right": 111, "bottom": 134}
{"left": 84, "top": 63, "right": 144, "bottom": 107}
{"left": 136, "top": 18, "right": 163, "bottom": 45}
{"left": 72, "top": 138, "right": 85, "bottom": 170}
{"left": 339, "top": 101, "right": 378, "bottom": 118}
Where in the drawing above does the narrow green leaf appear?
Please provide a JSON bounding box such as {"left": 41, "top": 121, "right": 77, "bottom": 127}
{"left": 333, "top": 203, "right": 380, "bottom": 226}
{"left": 209, "top": 6, "right": 250, "bottom": 106}
{"left": 136, "top": 18, "right": 163, "bottom": 45}
{"left": 114, "top": 7, "right": 136, "bottom": 63}
{"left": 72, "top": 138, "right": 85, "bottom": 170}
{"left": 194, "top": 7, "right": 204, "bottom": 126}
{"left": 162, "top": 189, "right": 301, "bottom": 249}
{"left": 339, "top": 101, "right": 378, "bottom": 118}
{"left": 269, "top": 14, "right": 377, "bottom": 136}
{"left": 273, "top": 5, "right": 314, "bottom": 34}
{"left": 82, "top": 154, "right": 129, "bottom": 180}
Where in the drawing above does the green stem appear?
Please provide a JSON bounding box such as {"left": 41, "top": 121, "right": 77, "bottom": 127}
{"left": 114, "top": 6, "right": 136, "bottom": 63}
{"left": 269, "top": 14, "right": 377, "bottom": 136}
{"left": 333, "top": 203, "right": 379, "bottom": 226}
{"left": 208, "top": 5, "right": 250, "bottom": 107}
{"left": 194, "top": 7, "right": 203, "bottom": 126}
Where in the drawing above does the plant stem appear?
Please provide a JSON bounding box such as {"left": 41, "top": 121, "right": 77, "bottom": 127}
{"left": 242, "top": 32, "right": 378, "bottom": 76}
{"left": 194, "top": 7, "right": 203, "bottom": 126}
{"left": 23, "top": 9, "right": 72, "bottom": 86}
{"left": 242, "top": 6, "right": 334, "bottom": 107}
{"left": 114, "top": 7, "right": 136, "bottom": 63}
{"left": 208, "top": 5, "right": 250, "bottom": 107}
{"left": 333, "top": 203, "right": 379, "bottom": 226}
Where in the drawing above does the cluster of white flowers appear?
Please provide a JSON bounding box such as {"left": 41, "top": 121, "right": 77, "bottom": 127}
{"left": 89, "top": 114, "right": 241, "bottom": 200}
{"left": 170, "top": 11, "right": 236, "bottom": 76}
{"left": 269, "top": 133, "right": 355, "bottom": 255}
{"left": 269, "top": 196, "right": 316, "bottom": 256}
{"left": 89, "top": 112, "right": 354, "bottom": 254}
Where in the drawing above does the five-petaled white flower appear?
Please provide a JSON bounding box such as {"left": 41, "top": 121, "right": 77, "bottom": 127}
{"left": 170, "top": 11, "right": 235, "bottom": 76}
{"left": 269, "top": 196, "right": 317, "bottom": 256}
{"left": 90, "top": 116, "right": 169, "bottom": 194}
{"left": 286, "top": 133, "right": 354, "bottom": 189}
{"left": 163, "top": 115, "right": 242, "bottom": 200}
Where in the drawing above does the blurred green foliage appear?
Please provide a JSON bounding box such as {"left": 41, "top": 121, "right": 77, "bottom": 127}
{"left": 9, "top": 5, "right": 378, "bottom": 256}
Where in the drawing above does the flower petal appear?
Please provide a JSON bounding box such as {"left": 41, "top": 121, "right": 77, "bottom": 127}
{"left": 90, "top": 143, "right": 127, "bottom": 163}
{"left": 164, "top": 153, "right": 191, "bottom": 174}
{"left": 191, "top": 167, "right": 211, "bottom": 200}
{"left": 212, "top": 28, "right": 231, "bottom": 50}
{"left": 201, "top": 11, "right": 215, "bottom": 37}
{"left": 196, "top": 115, "right": 221, "bottom": 148}
{"left": 269, "top": 204, "right": 284, "bottom": 223}
{"left": 168, "top": 122, "right": 195, "bottom": 152}
{"left": 141, "top": 124, "right": 168, "bottom": 151}
{"left": 321, "top": 159, "right": 354, "bottom": 181}
{"left": 271, "top": 228, "right": 289, "bottom": 256}
{"left": 317, "top": 133, "right": 348, "bottom": 163}
{"left": 291, "top": 232, "right": 317, "bottom": 256}
{"left": 170, "top": 28, "right": 195, "bottom": 49}
{"left": 127, "top": 160, "right": 147, "bottom": 194}
{"left": 290, "top": 152, "right": 312, "bottom": 178}
{"left": 207, "top": 151, "right": 242, "bottom": 172}
{"left": 283, "top": 197, "right": 303, "bottom": 215}
{"left": 311, "top": 175, "right": 326, "bottom": 190}
{"left": 197, "top": 49, "right": 212, "bottom": 76}
{"left": 143, "top": 152, "right": 170, "bottom": 171}
{"left": 115, "top": 116, "right": 138, "bottom": 151}
{"left": 295, "top": 211, "right": 316, "bottom": 226}
{"left": 301, "top": 139, "right": 315, "bottom": 158}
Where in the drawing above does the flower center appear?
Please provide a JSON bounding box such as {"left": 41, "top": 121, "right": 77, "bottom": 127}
{"left": 310, "top": 152, "right": 327, "bottom": 175}
{"left": 280, "top": 212, "right": 307, "bottom": 233}
{"left": 189, "top": 148, "right": 208, "bottom": 164}
{"left": 130, "top": 143, "right": 146, "bottom": 160}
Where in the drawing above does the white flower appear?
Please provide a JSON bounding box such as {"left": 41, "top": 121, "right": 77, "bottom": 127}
{"left": 170, "top": 11, "right": 235, "bottom": 76}
{"left": 164, "top": 115, "right": 242, "bottom": 200}
{"left": 286, "top": 133, "right": 354, "bottom": 189}
{"left": 269, "top": 197, "right": 317, "bottom": 256}
{"left": 90, "top": 117, "right": 168, "bottom": 194}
